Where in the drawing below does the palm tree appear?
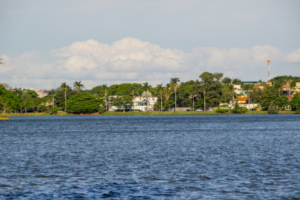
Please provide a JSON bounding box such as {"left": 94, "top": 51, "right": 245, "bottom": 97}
{"left": 73, "top": 81, "right": 84, "bottom": 93}
{"left": 60, "top": 82, "right": 68, "bottom": 112}
{"left": 164, "top": 87, "right": 171, "bottom": 111}
{"left": 170, "top": 77, "right": 180, "bottom": 111}
{"left": 190, "top": 88, "right": 197, "bottom": 111}
{"left": 156, "top": 84, "right": 164, "bottom": 112}
{"left": 143, "top": 82, "right": 151, "bottom": 111}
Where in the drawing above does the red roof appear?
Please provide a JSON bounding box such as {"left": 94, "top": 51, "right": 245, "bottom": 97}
{"left": 288, "top": 95, "right": 294, "bottom": 99}
{"left": 253, "top": 85, "right": 259, "bottom": 88}
{"left": 233, "top": 97, "right": 247, "bottom": 101}
{"left": 281, "top": 86, "right": 286, "bottom": 88}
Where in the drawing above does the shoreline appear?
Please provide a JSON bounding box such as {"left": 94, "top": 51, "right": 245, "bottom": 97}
{"left": 4, "top": 110, "right": 296, "bottom": 117}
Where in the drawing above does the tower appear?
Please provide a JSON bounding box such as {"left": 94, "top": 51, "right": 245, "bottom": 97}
{"left": 266, "top": 59, "right": 271, "bottom": 81}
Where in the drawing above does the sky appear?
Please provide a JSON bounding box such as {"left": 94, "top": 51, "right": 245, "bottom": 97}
{"left": 0, "top": 0, "right": 299, "bottom": 89}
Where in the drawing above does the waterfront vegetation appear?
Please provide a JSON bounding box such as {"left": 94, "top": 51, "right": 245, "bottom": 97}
{"left": 1, "top": 72, "right": 300, "bottom": 116}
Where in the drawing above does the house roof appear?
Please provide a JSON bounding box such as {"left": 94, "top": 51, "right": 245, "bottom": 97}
{"left": 281, "top": 86, "right": 286, "bottom": 88}
{"left": 288, "top": 95, "right": 294, "bottom": 99}
{"left": 267, "top": 81, "right": 272, "bottom": 83}
{"left": 233, "top": 97, "right": 248, "bottom": 101}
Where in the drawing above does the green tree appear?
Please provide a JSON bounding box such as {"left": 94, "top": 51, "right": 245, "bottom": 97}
{"left": 156, "top": 84, "right": 164, "bottom": 111}
{"left": 274, "top": 95, "right": 289, "bottom": 110}
{"left": 73, "top": 81, "right": 85, "bottom": 93}
{"left": 143, "top": 82, "right": 151, "bottom": 111}
{"left": 67, "top": 92, "right": 102, "bottom": 114}
{"left": 200, "top": 72, "right": 215, "bottom": 83}
{"left": 222, "top": 77, "right": 232, "bottom": 84}
{"left": 60, "top": 82, "right": 69, "bottom": 112}
{"left": 268, "top": 101, "right": 278, "bottom": 114}
{"left": 113, "top": 95, "right": 133, "bottom": 112}
{"left": 213, "top": 73, "right": 223, "bottom": 81}
{"left": 170, "top": 77, "right": 180, "bottom": 111}
{"left": 232, "top": 78, "right": 242, "bottom": 85}
{"left": 231, "top": 102, "right": 247, "bottom": 114}
{"left": 291, "top": 93, "right": 300, "bottom": 111}
{"left": 21, "top": 93, "right": 29, "bottom": 113}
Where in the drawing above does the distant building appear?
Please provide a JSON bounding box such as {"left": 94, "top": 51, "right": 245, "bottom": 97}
{"left": 242, "top": 81, "right": 258, "bottom": 85}
{"left": 230, "top": 96, "right": 257, "bottom": 109}
{"left": 109, "top": 92, "right": 158, "bottom": 112}
{"left": 253, "top": 85, "right": 264, "bottom": 90}
{"left": 266, "top": 81, "right": 272, "bottom": 86}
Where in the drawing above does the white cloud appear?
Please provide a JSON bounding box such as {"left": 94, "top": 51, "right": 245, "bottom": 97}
{"left": 285, "top": 49, "right": 300, "bottom": 63}
{"left": 1, "top": 38, "right": 299, "bottom": 89}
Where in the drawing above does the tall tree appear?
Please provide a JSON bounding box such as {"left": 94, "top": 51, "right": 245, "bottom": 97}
{"left": 60, "top": 82, "right": 68, "bottom": 112}
{"left": 143, "top": 82, "right": 151, "bottom": 111}
{"left": 213, "top": 73, "right": 223, "bottom": 81}
{"left": 73, "top": 81, "right": 85, "bottom": 93}
{"left": 156, "top": 84, "right": 164, "bottom": 112}
{"left": 170, "top": 77, "right": 180, "bottom": 111}
{"left": 21, "top": 93, "right": 29, "bottom": 113}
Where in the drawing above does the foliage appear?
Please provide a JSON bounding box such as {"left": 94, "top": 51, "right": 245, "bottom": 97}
{"left": 231, "top": 103, "right": 247, "bottom": 114}
{"left": 268, "top": 101, "right": 278, "bottom": 114}
{"left": 38, "top": 105, "right": 47, "bottom": 112}
{"left": 67, "top": 92, "right": 102, "bottom": 113}
{"left": 216, "top": 105, "right": 230, "bottom": 113}
{"left": 73, "top": 81, "right": 85, "bottom": 92}
{"left": 98, "top": 106, "right": 106, "bottom": 114}
{"left": 113, "top": 95, "right": 133, "bottom": 112}
{"left": 274, "top": 95, "right": 289, "bottom": 110}
{"left": 0, "top": 85, "right": 21, "bottom": 113}
{"left": 222, "top": 77, "right": 231, "bottom": 84}
{"left": 271, "top": 75, "right": 300, "bottom": 88}
{"left": 232, "top": 78, "right": 242, "bottom": 85}
{"left": 260, "top": 87, "right": 277, "bottom": 108}
{"left": 194, "top": 97, "right": 210, "bottom": 108}
{"left": 291, "top": 93, "right": 300, "bottom": 111}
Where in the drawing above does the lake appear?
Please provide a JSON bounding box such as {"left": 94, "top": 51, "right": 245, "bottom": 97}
{"left": 0, "top": 115, "right": 299, "bottom": 199}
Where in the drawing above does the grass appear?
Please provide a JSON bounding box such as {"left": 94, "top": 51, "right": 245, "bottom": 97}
{"left": 0, "top": 114, "right": 10, "bottom": 120}
{"left": 5, "top": 110, "right": 296, "bottom": 117}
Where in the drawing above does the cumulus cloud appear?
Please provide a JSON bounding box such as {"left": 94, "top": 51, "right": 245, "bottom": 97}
{"left": 1, "top": 37, "right": 299, "bottom": 89}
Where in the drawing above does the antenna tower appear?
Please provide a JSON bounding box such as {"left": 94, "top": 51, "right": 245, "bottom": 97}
{"left": 266, "top": 59, "right": 271, "bottom": 81}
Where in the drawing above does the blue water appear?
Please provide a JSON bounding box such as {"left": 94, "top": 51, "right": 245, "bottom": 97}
{"left": 0, "top": 115, "right": 300, "bottom": 199}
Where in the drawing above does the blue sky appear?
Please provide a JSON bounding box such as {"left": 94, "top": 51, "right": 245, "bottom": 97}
{"left": 0, "top": 0, "right": 299, "bottom": 89}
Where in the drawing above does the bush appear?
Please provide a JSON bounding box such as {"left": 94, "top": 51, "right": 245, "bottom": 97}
{"left": 268, "top": 101, "right": 278, "bottom": 114}
{"left": 50, "top": 107, "right": 63, "bottom": 115}
{"left": 231, "top": 103, "right": 247, "bottom": 114}
{"left": 216, "top": 108, "right": 228, "bottom": 113}
{"left": 216, "top": 105, "right": 230, "bottom": 113}
{"left": 98, "top": 106, "right": 106, "bottom": 114}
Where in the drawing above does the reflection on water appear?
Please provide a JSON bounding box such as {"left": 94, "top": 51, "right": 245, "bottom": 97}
{"left": 0, "top": 115, "right": 300, "bottom": 199}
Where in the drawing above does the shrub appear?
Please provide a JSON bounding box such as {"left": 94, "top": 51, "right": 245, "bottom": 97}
{"left": 98, "top": 106, "right": 106, "bottom": 114}
{"left": 231, "top": 103, "right": 247, "bottom": 114}
{"left": 268, "top": 101, "right": 278, "bottom": 114}
{"left": 216, "top": 108, "right": 227, "bottom": 113}
{"left": 50, "top": 107, "right": 63, "bottom": 115}
{"left": 216, "top": 105, "right": 230, "bottom": 113}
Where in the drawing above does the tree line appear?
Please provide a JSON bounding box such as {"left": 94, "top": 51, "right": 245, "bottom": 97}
{"left": 1, "top": 72, "right": 300, "bottom": 114}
